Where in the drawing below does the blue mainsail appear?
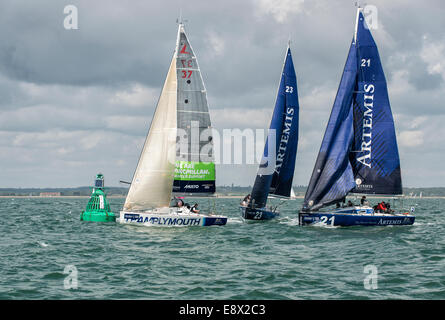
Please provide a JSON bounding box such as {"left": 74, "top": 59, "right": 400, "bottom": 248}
{"left": 350, "top": 11, "right": 402, "bottom": 195}
{"left": 303, "top": 8, "right": 402, "bottom": 211}
{"left": 250, "top": 46, "right": 299, "bottom": 208}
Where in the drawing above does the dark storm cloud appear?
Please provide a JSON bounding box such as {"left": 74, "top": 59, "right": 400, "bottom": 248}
{"left": 0, "top": 0, "right": 171, "bottom": 86}
{"left": 0, "top": 0, "right": 445, "bottom": 187}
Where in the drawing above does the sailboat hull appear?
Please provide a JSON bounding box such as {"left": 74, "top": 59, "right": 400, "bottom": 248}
{"left": 119, "top": 209, "right": 227, "bottom": 227}
{"left": 299, "top": 209, "right": 415, "bottom": 227}
{"left": 240, "top": 206, "right": 279, "bottom": 221}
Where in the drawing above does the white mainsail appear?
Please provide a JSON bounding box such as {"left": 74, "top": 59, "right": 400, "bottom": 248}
{"left": 123, "top": 46, "right": 178, "bottom": 211}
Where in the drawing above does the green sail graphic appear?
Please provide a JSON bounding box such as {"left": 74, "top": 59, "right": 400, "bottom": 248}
{"left": 175, "top": 161, "right": 215, "bottom": 181}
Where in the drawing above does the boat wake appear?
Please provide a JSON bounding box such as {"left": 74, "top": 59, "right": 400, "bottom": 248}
{"left": 228, "top": 217, "right": 243, "bottom": 224}
{"left": 310, "top": 221, "right": 340, "bottom": 229}
{"left": 278, "top": 216, "right": 300, "bottom": 226}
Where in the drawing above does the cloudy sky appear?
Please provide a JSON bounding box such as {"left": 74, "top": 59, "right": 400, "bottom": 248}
{"left": 0, "top": 0, "right": 444, "bottom": 188}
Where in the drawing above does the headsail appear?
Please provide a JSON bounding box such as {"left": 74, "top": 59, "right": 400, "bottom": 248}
{"left": 173, "top": 24, "right": 216, "bottom": 195}
{"left": 123, "top": 54, "right": 177, "bottom": 211}
{"left": 250, "top": 46, "right": 299, "bottom": 208}
{"left": 302, "top": 42, "right": 357, "bottom": 211}
{"left": 350, "top": 10, "right": 402, "bottom": 195}
{"left": 303, "top": 8, "right": 402, "bottom": 211}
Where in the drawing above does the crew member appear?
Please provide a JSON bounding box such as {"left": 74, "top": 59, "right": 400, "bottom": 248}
{"left": 241, "top": 194, "right": 251, "bottom": 207}
{"left": 191, "top": 203, "right": 200, "bottom": 213}
{"left": 361, "top": 196, "right": 369, "bottom": 206}
{"left": 376, "top": 201, "right": 387, "bottom": 213}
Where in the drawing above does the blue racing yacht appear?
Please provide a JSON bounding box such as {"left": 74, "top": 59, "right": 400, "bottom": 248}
{"left": 299, "top": 7, "right": 415, "bottom": 227}
{"left": 241, "top": 43, "right": 300, "bottom": 220}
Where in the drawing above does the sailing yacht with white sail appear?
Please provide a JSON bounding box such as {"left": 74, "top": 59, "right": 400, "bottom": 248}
{"left": 290, "top": 187, "right": 297, "bottom": 199}
{"left": 241, "top": 43, "right": 300, "bottom": 220}
{"left": 119, "top": 22, "right": 227, "bottom": 227}
{"left": 299, "top": 7, "right": 415, "bottom": 226}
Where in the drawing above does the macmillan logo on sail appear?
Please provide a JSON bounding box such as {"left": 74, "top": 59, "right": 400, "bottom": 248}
{"left": 275, "top": 107, "right": 295, "bottom": 174}
{"left": 357, "top": 84, "right": 374, "bottom": 168}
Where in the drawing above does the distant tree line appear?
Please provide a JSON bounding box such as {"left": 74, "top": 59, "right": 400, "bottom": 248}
{"left": 0, "top": 187, "right": 128, "bottom": 196}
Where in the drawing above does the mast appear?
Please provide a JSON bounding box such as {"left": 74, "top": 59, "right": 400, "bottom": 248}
{"left": 353, "top": 5, "right": 362, "bottom": 44}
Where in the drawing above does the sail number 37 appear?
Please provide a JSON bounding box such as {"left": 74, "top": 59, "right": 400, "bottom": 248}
{"left": 180, "top": 59, "right": 193, "bottom": 78}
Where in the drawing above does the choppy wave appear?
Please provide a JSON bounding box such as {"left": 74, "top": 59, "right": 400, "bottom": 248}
{"left": 0, "top": 197, "right": 443, "bottom": 299}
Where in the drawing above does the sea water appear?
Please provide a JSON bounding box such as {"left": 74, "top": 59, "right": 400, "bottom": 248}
{"left": 0, "top": 197, "right": 443, "bottom": 299}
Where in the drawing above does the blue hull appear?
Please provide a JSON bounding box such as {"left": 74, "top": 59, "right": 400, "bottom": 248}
{"left": 203, "top": 216, "right": 228, "bottom": 226}
{"left": 299, "top": 212, "right": 415, "bottom": 226}
{"left": 240, "top": 207, "right": 279, "bottom": 220}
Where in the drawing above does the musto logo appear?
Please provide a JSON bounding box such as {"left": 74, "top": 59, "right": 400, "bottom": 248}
{"left": 184, "top": 185, "right": 199, "bottom": 189}
{"left": 124, "top": 214, "right": 201, "bottom": 226}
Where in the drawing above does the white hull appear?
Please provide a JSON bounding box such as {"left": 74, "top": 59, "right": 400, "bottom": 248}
{"left": 119, "top": 207, "right": 227, "bottom": 227}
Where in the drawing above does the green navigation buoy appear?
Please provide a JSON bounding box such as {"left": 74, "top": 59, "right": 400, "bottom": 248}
{"left": 80, "top": 173, "right": 116, "bottom": 222}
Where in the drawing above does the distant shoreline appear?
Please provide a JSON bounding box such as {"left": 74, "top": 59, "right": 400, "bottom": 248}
{"left": 1, "top": 195, "right": 445, "bottom": 199}
{"left": 0, "top": 195, "right": 250, "bottom": 199}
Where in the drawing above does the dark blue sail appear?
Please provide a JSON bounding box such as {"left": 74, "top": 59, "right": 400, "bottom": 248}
{"left": 302, "top": 41, "right": 357, "bottom": 211}
{"left": 350, "top": 11, "right": 402, "bottom": 195}
{"left": 250, "top": 46, "right": 299, "bottom": 208}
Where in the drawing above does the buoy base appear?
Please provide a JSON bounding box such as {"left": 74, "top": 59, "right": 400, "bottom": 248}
{"left": 80, "top": 211, "right": 116, "bottom": 222}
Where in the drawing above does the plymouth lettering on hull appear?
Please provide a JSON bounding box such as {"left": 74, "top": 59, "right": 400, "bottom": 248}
{"left": 123, "top": 214, "right": 201, "bottom": 226}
